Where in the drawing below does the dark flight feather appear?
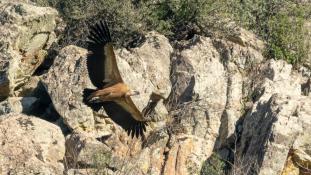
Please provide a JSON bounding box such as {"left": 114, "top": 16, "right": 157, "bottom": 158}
{"left": 103, "top": 101, "right": 147, "bottom": 138}
{"left": 83, "top": 88, "right": 147, "bottom": 138}
{"left": 87, "top": 21, "right": 112, "bottom": 88}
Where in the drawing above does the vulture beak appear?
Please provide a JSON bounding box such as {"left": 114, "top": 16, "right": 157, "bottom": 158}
{"left": 88, "top": 96, "right": 101, "bottom": 103}
{"left": 128, "top": 90, "right": 140, "bottom": 96}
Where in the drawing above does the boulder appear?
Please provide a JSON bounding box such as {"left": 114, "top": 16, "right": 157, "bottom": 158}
{"left": 46, "top": 30, "right": 267, "bottom": 174}
{"left": 42, "top": 31, "right": 172, "bottom": 133}
{"left": 42, "top": 45, "right": 94, "bottom": 132}
{"left": 0, "top": 96, "right": 38, "bottom": 115}
{"left": 0, "top": 1, "right": 59, "bottom": 99}
{"left": 237, "top": 60, "right": 311, "bottom": 175}
{"left": 212, "top": 33, "right": 265, "bottom": 147}
{"left": 0, "top": 113, "right": 65, "bottom": 174}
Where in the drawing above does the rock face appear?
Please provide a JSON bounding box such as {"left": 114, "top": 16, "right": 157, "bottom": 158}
{"left": 42, "top": 32, "right": 172, "bottom": 133}
{"left": 0, "top": 96, "right": 38, "bottom": 115}
{"left": 0, "top": 1, "right": 310, "bottom": 175}
{"left": 42, "top": 32, "right": 174, "bottom": 174}
{"left": 0, "top": 113, "right": 65, "bottom": 174}
{"left": 42, "top": 46, "right": 94, "bottom": 131}
{"left": 0, "top": 1, "right": 58, "bottom": 99}
{"left": 40, "top": 26, "right": 267, "bottom": 174}
{"left": 164, "top": 36, "right": 228, "bottom": 175}
{"left": 117, "top": 32, "right": 172, "bottom": 117}
{"left": 236, "top": 60, "right": 311, "bottom": 175}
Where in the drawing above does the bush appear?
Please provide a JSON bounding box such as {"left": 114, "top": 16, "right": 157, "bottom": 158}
{"left": 32, "top": 0, "right": 145, "bottom": 48}
{"left": 200, "top": 153, "right": 226, "bottom": 175}
{"left": 32, "top": 0, "right": 310, "bottom": 66}
{"left": 228, "top": 0, "right": 310, "bottom": 66}
{"left": 139, "top": 0, "right": 227, "bottom": 39}
{"left": 266, "top": 7, "right": 308, "bottom": 64}
{"left": 33, "top": 0, "right": 228, "bottom": 43}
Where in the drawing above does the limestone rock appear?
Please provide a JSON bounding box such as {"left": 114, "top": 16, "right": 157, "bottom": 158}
{"left": 42, "top": 32, "right": 172, "bottom": 133}
{"left": 212, "top": 31, "right": 265, "bottom": 147}
{"left": 65, "top": 133, "right": 112, "bottom": 169}
{"left": 0, "top": 96, "right": 38, "bottom": 115}
{"left": 57, "top": 32, "right": 266, "bottom": 175}
{"left": 42, "top": 45, "right": 94, "bottom": 131}
{"left": 0, "top": 113, "right": 65, "bottom": 174}
{"left": 116, "top": 31, "right": 172, "bottom": 115}
{"left": 228, "top": 27, "right": 265, "bottom": 52}
{"left": 64, "top": 131, "right": 162, "bottom": 175}
{"left": 1, "top": 1, "right": 310, "bottom": 174}
{"left": 158, "top": 32, "right": 263, "bottom": 174}
{"left": 166, "top": 36, "right": 227, "bottom": 174}
{"left": 237, "top": 60, "right": 311, "bottom": 175}
{"left": 0, "top": 1, "right": 59, "bottom": 99}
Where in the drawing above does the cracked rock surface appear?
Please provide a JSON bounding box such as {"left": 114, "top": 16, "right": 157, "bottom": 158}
{"left": 0, "top": 1, "right": 58, "bottom": 99}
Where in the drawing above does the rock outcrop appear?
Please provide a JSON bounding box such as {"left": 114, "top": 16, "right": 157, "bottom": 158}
{"left": 0, "top": 1, "right": 59, "bottom": 99}
{"left": 235, "top": 60, "right": 311, "bottom": 175}
{"left": 42, "top": 31, "right": 172, "bottom": 133}
{"left": 41, "top": 30, "right": 267, "bottom": 174}
{"left": 0, "top": 113, "right": 65, "bottom": 174}
{"left": 0, "top": 1, "right": 310, "bottom": 175}
{"left": 0, "top": 96, "right": 38, "bottom": 115}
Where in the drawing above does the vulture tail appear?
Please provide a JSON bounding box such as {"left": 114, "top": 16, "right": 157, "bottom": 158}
{"left": 88, "top": 20, "right": 112, "bottom": 45}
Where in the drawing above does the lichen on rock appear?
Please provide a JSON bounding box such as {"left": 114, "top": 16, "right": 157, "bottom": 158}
{"left": 0, "top": 1, "right": 59, "bottom": 99}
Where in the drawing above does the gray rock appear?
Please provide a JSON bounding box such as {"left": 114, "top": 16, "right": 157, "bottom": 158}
{"left": 0, "top": 1, "right": 59, "bottom": 99}
{"left": 0, "top": 113, "right": 65, "bottom": 174}
{"left": 65, "top": 133, "right": 111, "bottom": 169}
{"left": 117, "top": 31, "right": 172, "bottom": 120}
{"left": 165, "top": 36, "right": 228, "bottom": 174}
{"left": 0, "top": 96, "right": 38, "bottom": 115}
{"left": 42, "top": 32, "right": 172, "bottom": 133}
{"left": 42, "top": 45, "right": 95, "bottom": 132}
{"left": 236, "top": 60, "right": 311, "bottom": 175}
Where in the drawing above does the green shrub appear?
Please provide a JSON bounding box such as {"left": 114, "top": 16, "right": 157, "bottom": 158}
{"left": 32, "top": 0, "right": 310, "bottom": 66}
{"left": 139, "top": 0, "right": 227, "bottom": 38}
{"left": 92, "top": 150, "right": 112, "bottom": 175}
{"left": 266, "top": 7, "right": 308, "bottom": 65}
{"left": 33, "top": 0, "right": 145, "bottom": 48}
{"left": 200, "top": 153, "right": 226, "bottom": 175}
{"left": 228, "top": 0, "right": 310, "bottom": 66}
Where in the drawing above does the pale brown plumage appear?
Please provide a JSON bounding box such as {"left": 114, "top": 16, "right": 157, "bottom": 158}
{"left": 85, "top": 21, "right": 147, "bottom": 137}
{"left": 88, "top": 83, "right": 130, "bottom": 102}
{"left": 87, "top": 83, "right": 142, "bottom": 122}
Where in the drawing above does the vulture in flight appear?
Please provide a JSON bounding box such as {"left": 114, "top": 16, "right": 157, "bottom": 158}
{"left": 84, "top": 21, "right": 148, "bottom": 138}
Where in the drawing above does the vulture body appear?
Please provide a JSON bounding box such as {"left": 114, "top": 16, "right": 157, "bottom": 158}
{"left": 84, "top": 21, "right": 147, "bottom": 138}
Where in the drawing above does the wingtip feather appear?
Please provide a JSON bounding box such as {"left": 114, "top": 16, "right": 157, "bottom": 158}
{"left": 88, "top": 20, "right": 112, "bottom": 46}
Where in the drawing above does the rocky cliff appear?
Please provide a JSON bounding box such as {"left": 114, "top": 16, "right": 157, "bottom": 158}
{"left": 0, "top": 1, "right": 310, "bottom": 175}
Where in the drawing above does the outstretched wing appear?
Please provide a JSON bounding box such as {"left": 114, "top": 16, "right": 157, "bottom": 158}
{"left": 115, "top": 97, "right": 145, "bottom": 122}
{"left": 87, "top": 21, "right": 123, "bottom": 88}
{"left": 104, "top": 101, "right": 147, "bottom": 138}
{"left": 115, "top": 97, "right": 148, "bottom": 137}
{"left": 83, "top": 88, "right": 147, "bottom": 138}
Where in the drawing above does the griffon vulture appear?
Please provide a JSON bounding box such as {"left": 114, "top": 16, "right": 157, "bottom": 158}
{"left": 84, "top": 21, "right": 147, "bottom": 138}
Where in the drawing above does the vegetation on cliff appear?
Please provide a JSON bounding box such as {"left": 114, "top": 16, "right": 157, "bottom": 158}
{"left": 32, "top": 0, "right": 310, "bottom": 66}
